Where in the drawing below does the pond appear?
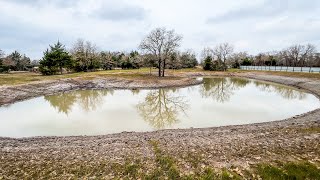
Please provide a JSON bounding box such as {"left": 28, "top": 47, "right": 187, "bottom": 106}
{"left": 0, "top": 77, "right": 319, "bottom": 138}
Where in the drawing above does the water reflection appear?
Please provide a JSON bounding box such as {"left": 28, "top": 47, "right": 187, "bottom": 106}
{"left": 44, "top": 90, "right": 114, "bottom": 114}
{"left": 1, "top": 77, "right": 318, "bottom": 138}
{"left": 200, "top": 77, "right": 250, "bottom": 103}
{"left": 44, "top": 93, "right": 77, "bottom": 114}
{"left": 137, "top": 89, "right": 189, "bottom": 129}
{"left": 131, "top": 89, "right": 140, "bottom": 95}
{"left": 253, "top": 81, "right": 306, "bottom": 100}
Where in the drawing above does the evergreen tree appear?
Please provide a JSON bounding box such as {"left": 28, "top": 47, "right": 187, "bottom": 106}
{"left": 7, "top": 51, "right": 21, "bottom": 71}
{"left": 203, "top": 56, "right": 213, "bottom": 70}
{"left": 39, "top": 41, "right": 72, "bottom": 75}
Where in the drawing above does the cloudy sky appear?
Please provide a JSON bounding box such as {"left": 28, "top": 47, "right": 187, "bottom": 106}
{"left": 0, "top": 0, "right": 319, "bottom": 59}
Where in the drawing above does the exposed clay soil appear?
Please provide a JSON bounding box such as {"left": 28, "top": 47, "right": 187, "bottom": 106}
{"left": 0, "top": 72, "right": 319, "bottom": 178}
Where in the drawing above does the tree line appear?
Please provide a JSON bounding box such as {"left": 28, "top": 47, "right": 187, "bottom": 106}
{"left": 20, "top": 28, "right": 197, "bottom": 75}
{"left": 1, "top": 27, "right": 319, "bottom": 75}
{"left": 201, "top": 43, "right": 320, "bottom": 71}
{"left": 0, "top": 28, "right": 197, "bottom": 75}
{"left": 0, "top": 50, "right": 36, "bottom": 72}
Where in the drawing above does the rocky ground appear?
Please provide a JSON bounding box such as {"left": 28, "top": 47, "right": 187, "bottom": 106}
{"left": 0, "top": 72, "right": 320, "bottom": 179}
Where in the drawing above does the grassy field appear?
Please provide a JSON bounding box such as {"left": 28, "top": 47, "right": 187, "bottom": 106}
{"left": 1, "top": 68, "right": 320, "bottom": 86}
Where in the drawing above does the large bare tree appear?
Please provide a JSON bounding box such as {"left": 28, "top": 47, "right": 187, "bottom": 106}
{"left": 287, "top": 44, "right": 303, "bottom": 69}
{"left": 139, "top": 28, "right": 182, "bottom": 77}
{"left": 300, "top": 44, "right": 316, "bottom": 69}
{"left": 214, "top": 43, "right": 234, "bottom": 71}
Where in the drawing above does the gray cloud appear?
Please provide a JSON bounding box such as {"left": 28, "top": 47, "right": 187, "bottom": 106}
{"left": 207, "top": 0, "right": 320, "bottom": 23}
{"left": 94, "top": 5, "right": 146, "bottom": 21}
{"left": 7, "top": 0, "right": 77, "bottom": 8}
{"left": 0, "top": 15, "right": 70, "bottom": 58}
{"left": 0, "top": 0, "right": 319, "bottom": 59}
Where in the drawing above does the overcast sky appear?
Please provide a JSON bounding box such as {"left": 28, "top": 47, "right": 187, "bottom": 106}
{"left": 0, "top": 0, "right": 319, "bottom": 59}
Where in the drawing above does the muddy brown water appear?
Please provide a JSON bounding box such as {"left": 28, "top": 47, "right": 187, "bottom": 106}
{"left": 0, "top": 77, "right": 319, "bottom": 138}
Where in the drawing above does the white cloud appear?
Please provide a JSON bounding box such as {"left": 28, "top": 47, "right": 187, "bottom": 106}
{"left": 0, "top": 0, "right": 319, "bottom": 59}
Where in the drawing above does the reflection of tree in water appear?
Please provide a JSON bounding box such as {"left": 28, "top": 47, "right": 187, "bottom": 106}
{"left": 200, "top": 78, "right": 250, "bottom": 103}
{"left": 45, "top": 90, "right": 114, "bottom": 114}
{"left": 44, "top": 93, "right": 77, "bottom": 114}
{"left": 253, "top": 81, "right": 306, "bottom": 100}
{"left": 131, "top": 89, "right": 140, "bottom": 95}
{"left": 137, "top": 89, "right": 189, "bottom": 129}
{"left": 77, "top": 90, "right": 113, "bottom": 112}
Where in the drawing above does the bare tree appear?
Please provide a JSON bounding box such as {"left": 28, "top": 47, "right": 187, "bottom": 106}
{"left": 300, "top": 44, "right": 316, "bottom": 71}
{"left": 281, "top": 44, "right": 317, "bottom": 71}
{"left": 228, "top": 51, "right": 248, "bottom": 67}
{"left": 200, "top": 47, "right": 214, "bottom": 65}
{"left": 99, "top": 51, "right": 115, "bottom": 70}
{"left": 70, "top": 39, "right": 99, "bottom": 71}
{"left": 139, "top": 27, "right": 182, "bottom": 77}
{"left": 314, "top": 53, "right": 320, "bottom": 67}
{"left": 214, "top": 43, "right": 234, "bottom": 71}
{"left": 287, "top": 45, "right": 303, "bottom": 71}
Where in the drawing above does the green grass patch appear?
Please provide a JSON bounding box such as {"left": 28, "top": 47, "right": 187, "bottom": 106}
{"left": 256, "top": 161, "right": 320, "bottom": 180}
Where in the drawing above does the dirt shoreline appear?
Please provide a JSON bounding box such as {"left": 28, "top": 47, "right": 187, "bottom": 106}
{"left": 0, "top": 72, "right": 320, "bottom": 178}
{"left": 0, "top": 76, "right": 202, "bottom": 106}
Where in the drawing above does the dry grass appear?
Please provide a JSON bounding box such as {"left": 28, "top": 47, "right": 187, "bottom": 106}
{"left": 0, "top": 68, "right": 181, "bottom": 86}
{"left": 1, "top": 68, "right": 320, "bottom": 86}
{"left": 228, "top": 69, "right": 320, "bottom": 79}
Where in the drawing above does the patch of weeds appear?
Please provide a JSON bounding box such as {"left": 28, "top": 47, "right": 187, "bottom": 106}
{"left": 283, "top": 162, "right": 320, "bottom": 180}
{"left": 185, "top": 151, "right": 203, "bottom": 168}
{"left": 200, "top": 167, "right": 217, "bottom": 180}
{"left": 123, "top": 163, "right": 140, "bottom": 178}
{"left": 255, "top": 161, "right": 320, "bottom": 180}
{"left": 256, "top": 164, "right": 288, "bottom": 180}
{"left": 110, "top": 158, "right": 143, "bottom": 179}
{"left": 149, "top": 140, "right": 181, "bottom": 179}
{"left": 242, "top": 169, "right": 254, "bottom": 179}
{"left": 300, "top": 127, "right": 320, "bottom": 133}
{"left": 219, "top": 169, "right": 242, "bottom": 180}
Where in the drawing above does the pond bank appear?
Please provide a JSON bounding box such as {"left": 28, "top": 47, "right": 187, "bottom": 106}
{"left": 0, "top": 76, "right": 202, "bottom": 106}
{"left": 0, "top": 72, "right": 320, "bottom": 178}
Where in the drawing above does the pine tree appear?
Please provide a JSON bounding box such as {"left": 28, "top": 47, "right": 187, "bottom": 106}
{"left": 39, "top": 41, "right": 73, "bottom": 75}
{"left": 203, "top": 56, "right": 213, "bottom": 70}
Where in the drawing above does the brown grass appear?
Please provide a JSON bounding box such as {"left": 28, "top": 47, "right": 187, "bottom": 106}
{"left": 1, "top": 68, "right": 320, "bottom": 86}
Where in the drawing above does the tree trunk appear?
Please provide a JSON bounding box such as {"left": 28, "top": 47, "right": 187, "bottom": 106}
{"left": 162, "top": 59, "right": 166, "bottom": 77}
{"left": 60, "top": 67, "right": 63, "bottom": 74}
{"left": 158, "top": 59, "right": 161, "bottom": 77}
